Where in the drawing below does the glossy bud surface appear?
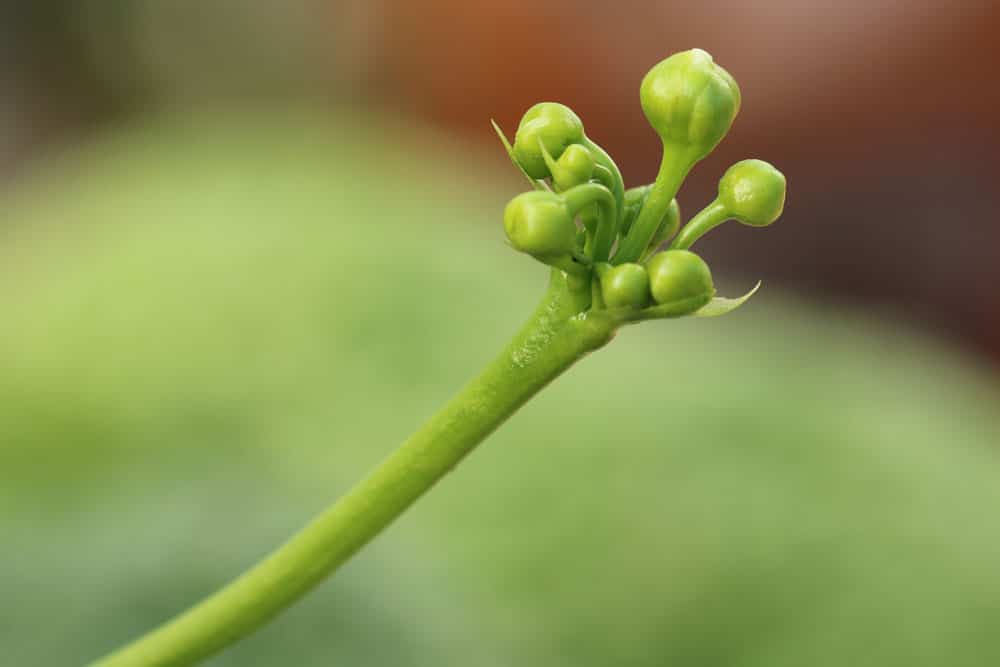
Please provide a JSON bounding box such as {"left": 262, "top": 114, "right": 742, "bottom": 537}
{"left": 512, "top": 103, "right": 586, "bottom": 179}
{"left": 640, "top": 49, "right": 740, "bottom": 160}
{"left": 600, "top": 263, "right": 651, "bottom": 309}
{"left": 646, "top": 249, "right": 714, "bottom": 306}
{"left": 718, "top": 159, "right": 786, "bottom": 226}
{"left": 552, "top": 144, "right": 595, "bottom": 190}
{"left": 503, "top": 191, "right": 576, "bottom": 257}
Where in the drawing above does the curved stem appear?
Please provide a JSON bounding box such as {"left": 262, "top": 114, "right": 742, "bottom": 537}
{"left": 580, "top": 137, "right": 625, "bottom": 224}
{"left": 561, "top": 184, "right": 617, "bottom": 263}
{"left": 669, "top": 199, "right": 728, "bottom": 250}
{"left": 620, "top": 184, "right": 651, "bottom": 238}
{"left": 614, "top": 144, "right": 693, "bottom": 264}
{"left": 90, "top": 270, "right": 615, "bottom": 667}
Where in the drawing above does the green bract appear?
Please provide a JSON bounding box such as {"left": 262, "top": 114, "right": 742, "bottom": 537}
{"left": 503, "top": 191, "right": 575, "bottom": 257}
{"left": 718, "top": 159, "right": 786, "bottom": 227}
{"left": 512, "top": 103, "right": 585, "bottom": 180}
{"left": 639, "top": 48, "right": 741, "bottom": 162}
{"left": 646, "top": 250, "right": 715, "bottom": 309}
{"left": 598, "top": 263, "right": 651, "bottom": 310}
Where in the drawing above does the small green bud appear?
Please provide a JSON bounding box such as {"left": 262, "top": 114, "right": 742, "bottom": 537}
{"left": 512, "top": 103, "right": 585, "bottom": 179}
{"left": 646, "top": 249, "right": 714, "bottom": 307}
{"left": 599, "top": 262, "right": 651, "bottom": 309}
{"left": 503, "top": 191, "right": 576, "bottom": 257}
{"left": 639, "top": 49, "right": 741, "bottom": 161}
{"left": 551, "top": 144, "right": 595, "bottom": 190}
{"left": 718, "top": 159, "right": 786, "bottom": 227}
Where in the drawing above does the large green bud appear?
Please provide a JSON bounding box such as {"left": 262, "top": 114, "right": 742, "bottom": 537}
{"left": 503, "top": 191, "right": 576, "bottom": 257}
{"left": 646, "top": 249, "right": 714, "bottom": 308}
{"left": 614, "top": 49, "right": 740, "bottom": 265}
{"left": 639, "top": 49, "right": 741, "bottom": 162}
{"left": 512, "top": 103, "right": 585, "bottom": 180}
{"left": 718, "top": 159, "right": 786, "bottom": 227}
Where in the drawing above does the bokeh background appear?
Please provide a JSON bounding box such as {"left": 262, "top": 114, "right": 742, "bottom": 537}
{"left": 2, "top": 2, "right": 1000, "bottom": 665}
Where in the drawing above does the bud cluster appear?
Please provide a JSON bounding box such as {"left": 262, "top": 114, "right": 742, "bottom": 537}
{"left": 494, "top": 49, "right": 787, "bottom": 322}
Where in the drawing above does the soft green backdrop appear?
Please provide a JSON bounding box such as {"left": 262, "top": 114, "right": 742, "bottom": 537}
{"left": 2, "top": 112, "right": 999, "bottom": 666}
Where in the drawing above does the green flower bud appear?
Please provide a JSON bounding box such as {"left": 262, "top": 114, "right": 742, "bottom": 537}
{"left": 615, "top": 49, "right": 740, "bottom": 265}
{"left": 670, "top": 158, "right": 787, "bottom": 250}
{"left": 718, "top": 159, "right": 786, "bottom": 227}
{"left": 547, "top": 143, "right": 595, "bottom": 190}
{"left": 512, "top": 103, "right": 585, "bottom": 180}
{"left": 639, "top": 49, "right": 741, "bottom": 162}
{"left": 503, "top": 191, "right": 576, "bottom": 257}
{"left": 646, "top": 249, "right": 714, "bottom": 307}
{"left": 598, "top": 262, "right": 651, "bottom": 310}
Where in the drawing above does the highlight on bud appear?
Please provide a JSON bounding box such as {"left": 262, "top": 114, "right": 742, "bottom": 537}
{"left": 639, "top": 48, "right": 741, "bottom": 161}
{"left": 597, "top": 262, "right": 651, "bottom": 310}
{"left": 718, "top": 159, "right": 786, "bottom": 227}
{"left": 503, "top": 191, "right": 577, "bottom": 258}
{"left": 646, "top": 249, "right": 715, "bottom": 310}
{"left": 512, "top": 103, "right": 586, "bottom": 180}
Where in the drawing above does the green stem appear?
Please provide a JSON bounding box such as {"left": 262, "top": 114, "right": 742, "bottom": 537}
{"left": 614, "top": 144, "right": 693, "bottom": 264}
{"left": 580, "top": 137, "right": 625, "bottom": 223}
{"left": 669, "top": 199, "right": 728, "bottom": 250}
{"left": 91, "top": 270, "right": 616, "bottom": 667}
{"left": 561, "top": 183, "right": 617, "bottom": 263}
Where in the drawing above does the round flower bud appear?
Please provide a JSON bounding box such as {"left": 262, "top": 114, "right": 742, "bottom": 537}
{"left": 718, "top": 159, "right": 786, "bottom": 227}
{"left": 512, "top": 103, "right": 585, "bottom": 179}
{"left": 646, "top": 249, "right": 714, "bottom": 306}
{"left": 639, "top": 49, "right": 741, "bottom": 161}
{"left": 503, "top": 191, "right": 576, "bottom": 257}
{"left": 551, "top": 143, "right": 595, "bottom": 190}
{"left": 600, "top": 262, "right": 651, "bottom": 309}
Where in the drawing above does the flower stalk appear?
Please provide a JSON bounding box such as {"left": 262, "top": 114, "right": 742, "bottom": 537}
{"left": 93, "top": 47, "right": 787, "bottom": 667}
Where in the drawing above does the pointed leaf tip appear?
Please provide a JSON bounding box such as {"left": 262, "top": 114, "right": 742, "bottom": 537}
{"left": 694, "top": 280, "right": 761, "bottom": 317}
{"left": 491, "top": 119, "right": 547, "bottom": 191}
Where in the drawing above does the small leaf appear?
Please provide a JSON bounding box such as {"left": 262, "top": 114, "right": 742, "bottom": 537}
{"left": 694, "top": 281, "right": 761, "bottom": 317}
{"left": 491, "top": 119, "right": 548, "bottom": 191}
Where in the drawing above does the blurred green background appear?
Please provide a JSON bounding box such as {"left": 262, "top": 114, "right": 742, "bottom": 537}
{"left": 3, "top": 3, "right": 1000, "bottom": 666}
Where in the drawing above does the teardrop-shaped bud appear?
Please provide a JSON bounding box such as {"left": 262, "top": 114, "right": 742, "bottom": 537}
{"left": 639, "top": 49, "right": 741, "bottom": 162}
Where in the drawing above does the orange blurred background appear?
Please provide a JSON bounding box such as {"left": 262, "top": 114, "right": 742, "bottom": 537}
{"left": 4, "top": 0, "right": 999, "bottom": 360}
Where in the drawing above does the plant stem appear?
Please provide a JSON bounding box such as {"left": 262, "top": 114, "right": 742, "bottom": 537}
{"left": 613, "top": 144, "right": 693, "bottom": 264}
{"left": 669, "top": 199, "right": 728, "bottom": 250}
{"left": 91, "top": 270, "right": 616, "bottom": 667}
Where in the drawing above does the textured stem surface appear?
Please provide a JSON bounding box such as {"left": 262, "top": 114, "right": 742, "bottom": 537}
{"left": 92, "top": 271, "right": 613, "bottom": 667}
